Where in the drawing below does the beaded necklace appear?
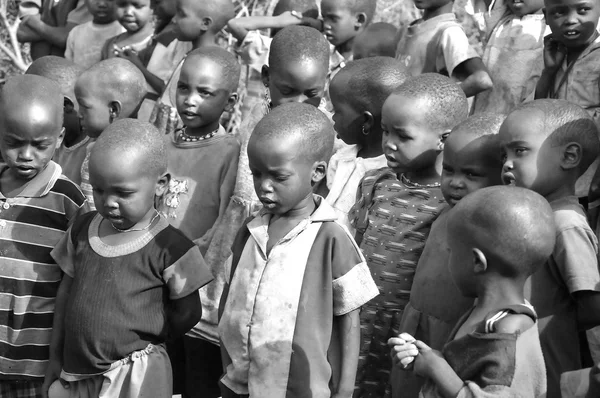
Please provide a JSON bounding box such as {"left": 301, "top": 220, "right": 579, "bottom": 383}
{"left": 400, "top": 173, "right": 441, "bottom": 189}
{"left": 178, "top": 126, "right": 218, "bottom": 142}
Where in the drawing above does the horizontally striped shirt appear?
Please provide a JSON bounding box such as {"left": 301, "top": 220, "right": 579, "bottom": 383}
{"left": 0, "top": 161, "right": 88, "bottom": 381}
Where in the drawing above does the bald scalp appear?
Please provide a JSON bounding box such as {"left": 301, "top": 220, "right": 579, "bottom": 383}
{"left": 183, "top": 46, "right": 241, "bottom": 93}
{"left": 0, "top": 75, "right": 64, "bottom": 134}
{"left": 273, "top": 0, "right": 319, "bottom": 18}
{"left": 26, "top": 56, "right": 84, "bottom": 99}
{"left": 269, "top": 26, "right": 330, "bottom": 73}
{"left": 323, "top": 0, "right": 377, "bottom": 23}
{"left": 449, "top": 186, "right": 555, "bottom": 278}
{"left": 76, "top": 58, "right": 147, "bottom": 117}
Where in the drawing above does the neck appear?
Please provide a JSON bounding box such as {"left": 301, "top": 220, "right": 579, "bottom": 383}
{"left": 422, "top": 2, "right": 453, "bottom": 20}
{"left": 357, "top": 129, "right": 384, "bottom": 159}
{"left": 543, "top": 178, "right": 575, "bottom": 203}
{"left": 185, "top": 120, "right": 220, "bottom": 137}
{"left": 192, "top": 32, "right": 217, "bottom": 50}
{"left": 273, "top": 193, "right": 315, "bottom": 223}
{"left": 93, "top": 19, "right": 115, "bottom": 25}
{"left": 125, "top": 23, "right": 154, "bottom": 41}
{"left": 335, "top": 38, "right": 354, "bottom": 60}
{"left": 403, "top": 154, "right": 442, "bottom": 185}
{"left": 475, "top": 276, "right": 526, "bottom": 313}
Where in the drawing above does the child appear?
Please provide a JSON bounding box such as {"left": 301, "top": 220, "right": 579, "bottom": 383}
{"left": 352, "top": 22, "right": 399, "bottom": 60}
{"left": 536, "top": 0, "right": 600, "bottom": 197}
{"left": 471, "top": 0, "right": 548, "bottom": 114}
{"left": 328, "top": 56, "right": 408, "bottom": 230}
{"left": 351, "top": 73, "right": 469, "bottom": 398}
{"left": 44, "top": 119, "right": 213, "bottom": 398}
{"left": 64, "top": 0, "right": 125, "bottom": 69}
{"left": 389, "top": 185, "right": 553, "bottom": 397}
{"left": 395, "top": 0, "right": 493, "bottom": 98}
{"left": 75, "top": 58, "right": 147, "bottom": 210}
{"left": 227, "top": 0, "right": 319, "bottom": 119}
{"left": 202, "top": 25, "right": 333, "bottom": 311}
{"left": 156, "top": 46, "right": 240, "bottom": 398}
{"left": 0, "top": 75, "right": 88, "bottom": 395}
{"left": 25, "top": 56, "right": 88, "bottom": 185}
{"left": 218, "top": 102, "right": 379, "bottom": 398}
{"left": 391, "top": 113, "right": 505, "bottom": 398}
{"left": 101, "top": 0, "right": 154, "bottom": 59}
{"left": 150, "top": 0, "right": 234, "bottom": 135}
{"left": 499, "top": 99, "right": 600, "bottom": 397}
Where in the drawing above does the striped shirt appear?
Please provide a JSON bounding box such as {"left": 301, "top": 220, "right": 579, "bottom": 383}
{"left": 0, "top": 161, "right": 88, "bottom": 381}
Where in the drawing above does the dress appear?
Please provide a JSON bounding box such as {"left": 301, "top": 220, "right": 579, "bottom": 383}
{"left": 525, "top": 196, "right": 600, "bottom": 398}
{"left": 64, "top": 21, "right": 125, "bottom": 69}
{"left": 53, "top": 136, "right": 92, "bottom": 186}
{"left": 419, "top": 304, "right": 547, "bottom": 398}
{"left": 350, "top": 168, "right": 446, "bottom": 398}
{"left": 218, "top": 196, "right": 379, "bottom": 397}
{"left": 395, "top": 13, "right": 479, "bottom": 78}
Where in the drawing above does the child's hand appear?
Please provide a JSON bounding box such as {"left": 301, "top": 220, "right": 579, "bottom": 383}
{"left": 118, "top": 48, "right": 144, "bottom": 70}
{"left": 411, "top": 340, "right": 446, "bottom": 379}
{"left": 543, "top": 35, "right": 566, "bottom": 70}
{"left": 300, "top": 17, "right": 324, "bottom": 32}
{"left": 276, "top": 10, "right": 303, "bottom": 26}
{"left": 388, "top": 333, "right": 419, "bottom": 370}
{"left": 42, "top": 359, "right": 68, "bottom": 398}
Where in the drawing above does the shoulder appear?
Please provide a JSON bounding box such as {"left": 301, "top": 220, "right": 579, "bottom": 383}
{"left": 70, "top": 211, "right": 97, "bottom": 239}
{"left": 552, "top": 201, "right": 592, "bottom": 232}
{"left": 492, "top": 314, "right": 535, "bottom": 334}
{"left": 215, "top": 134, "right": 241, "bottom": 153}
{"left": 51, "top": 175, "right": 87, "bottom": 207}
{"left": 154, "top": 224, "right": 196, "bottom": 256}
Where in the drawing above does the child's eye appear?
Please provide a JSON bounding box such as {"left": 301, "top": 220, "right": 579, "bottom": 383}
{"left": 442, "top": 165, "right": 453, "bottom": 173}
{"left": 514, "top": 148, "right": 527, "bottom": 155}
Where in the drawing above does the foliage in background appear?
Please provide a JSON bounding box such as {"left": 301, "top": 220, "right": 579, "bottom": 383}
{"left": 0, "top": 0, "right": 30, "bottom": 83}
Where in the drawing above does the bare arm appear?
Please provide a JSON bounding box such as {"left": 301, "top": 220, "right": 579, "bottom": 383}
{"left": 332, "top": 309, "right": 361, "bottom": 398}
{"left": 168, "top": 291, "right": 202, "bottom": 338}
{"left": 535, "top": 36, "right": 566, "bottom": 99}
{"left": 575, "top": 291, "right": 600, "bottom": 330}
{"left": 24, "top": 14, "right": 76, "bottom": 47}
{"left": 118, "top": 49, "right": 166, "bottom": 94}
{"left": 227, "top": 11, "right": 302, "bottom": 42}
{"left": 17, "top": 20, "right": 44, "bottom": 42}
{"left": 453, "top": 57, "right": 493, "bottom": 98}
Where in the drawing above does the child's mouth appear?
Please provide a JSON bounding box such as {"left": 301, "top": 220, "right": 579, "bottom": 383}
{"left": 563, "top": 30, "right": 581, "bottom": 39}
{"left": 502, "top": 173, "right": 516, "bottom": 186}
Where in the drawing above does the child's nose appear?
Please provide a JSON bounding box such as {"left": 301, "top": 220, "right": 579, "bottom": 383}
{"left": 449, "top": 178, "right": 464, "bottom": 189}
{"left": 19, "top": 146, "right": 34, "bottom": 161}
{"left": 503, "top": 160, "right": 513, "bottom": 172}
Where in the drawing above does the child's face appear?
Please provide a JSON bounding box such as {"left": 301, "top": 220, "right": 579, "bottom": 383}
{"left": 248, "top": 137, "right": 315, "bottom": 216}
{"left": 89, "top": 150, "right": 161, "bottom": 230}
{"left": 545, "top": 0, "right": 600, "bottom": 48}
{"left": 116, "top": 0, "right": 152, "bottom": 33}
{"left": 86, "top": 0, "right": 117, "bottom": 24}
{"left": 0, "top": 105, "right": 63, "bottom": 182}
{"left": 173, "top": 0, "right": 202, "bottom": 41}
{"left": 381, "top": 94, "right": 442, "bottom": 175}
{"left": 413, "top": 0, "right": 452, "bottom": 11}
{"left": 508, "top": 0, "right": 544, "bottom": 17}
{"left": 263, "top": 60, "right": 327, "bottom": 108}
{"left": 441, "top": 131, "right": 503, "bottom": 207}
{"left": 176, "top": 57, "right": 234, "bottom": 133}
{"left": 75, "top": 82, "right": 111, "bottom": 138}
{"left": 322, "top": 0, "right": 358, "bottom": 47}
{"left": 330, "top": 77, "right": 363, "bottom": 145}
{"left": 499, "top": 110, "right": 562, "bottom": 196}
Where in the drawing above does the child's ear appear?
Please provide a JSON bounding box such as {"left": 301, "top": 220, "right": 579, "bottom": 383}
{"left": 561, "top": 142, "right": 582, "bottom": 170}
{"left": 200, "top": 16, "right": 213, "bottom": 32}
{"left": 56, "top": 127, "right": 65, "bottom": 149}
{"left": 261, "top": 65, "right": 270, "bottom": 88}
{"left": 354, "top": 12, "right": 367, "bottom": 29}
{"left": 438, "top": 129, "right": 451, "bottom": 151}
{"left": 155, "top": 172, "right": 171, "bottom": 197}
{"left": 64, "top": 96, "right": 76, "bottom": 114}
{"left": 109, "top": 101, "right": 122, "bottom": 122}
{"left": 225, "top": 93, "right": 238, "bottom": 113}
{"left": 472, "top": 248, "right": 488, "bottom": 274}
{"left": 311, "top": 160, "right": 327, "bottom": 184}
{"left": 362, "top": 111, "right": 374, "bottom": 135}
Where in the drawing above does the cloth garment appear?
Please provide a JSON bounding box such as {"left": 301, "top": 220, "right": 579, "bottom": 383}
{"left": 48, "top": 344, "right": 171, "bottom": 398}
{"left": 392, "top": 207, "right": 475, "bottom": 398}
{"left": 350, "top": 168, "right": 446, "bottom": 398}
{"left": 219, "top": 196, "right": 379, "bottom": 397}
{"left": 525, "top": 196, "right": 600, "bottom": 398}
{"left": 180, "top": 336, "right": 222, "bottom": 398}
{"left": 66, "top": 0, "right": 92, "bottom": 25}
{"left": 100, "top": 31, "right": 153, "bottom": 60}
{"left": 53, "top": 136, "right": 93, "bottom": 186}
{"left": 64, "top": 21, "right": 125, "bottom": 69}
{"left": 156, "top": 124, "right": 239, "bottom": 343}
{"left": 395, "top": 13, "right": 479, "bottom": 78}
{"left": 0, "top": 381, "right": 43, "bottom": 398}
{"left": 51, "top": 211, "right": 213, "bottom": 377}
{"left": 0, "top": 161, "right": 87, "bottom": 381}
{"left": 472, "top": 12, "right": 548, "bottom": 115}
{"left": 419, "top": 304, "right": 547, "bottom": 398}
{"left": 79, "top": 141, "right": 95, "bottom": 210}
{"left": 325, "top": 144, "right": 387, "bottom": 232}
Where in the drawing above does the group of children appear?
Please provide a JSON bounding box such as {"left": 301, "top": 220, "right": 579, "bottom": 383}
{"left": 3, "top": 0, "right": 600, "bottom": 397}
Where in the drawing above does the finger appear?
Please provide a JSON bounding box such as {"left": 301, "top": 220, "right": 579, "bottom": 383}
{"left": 387, "top": 337, "right": 406, "bottom": 346}
{"left": 401, "top": 356, "right": 415, "bottom": 368}
{"left": 392, "top": 343, "right": 418, "bottom": 353}
{"left": 399, "top": 333, "right": 416, "bottom": 343}
{"left": 414, "top": 340, "right": 431, "bottom": 350}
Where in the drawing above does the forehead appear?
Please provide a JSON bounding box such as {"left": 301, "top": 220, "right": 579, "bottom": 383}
{"left": 180, "top": 56, "right": 229, "bottom": 85}
{"left": 545, "top": 0, "right": 595, "bottom": 7}
{"left": 444, "top": 131, "right": 498, "bottom": 164}
{"left": 382, "top": 94, "right": 430, "bottom": 123}
{"left": 499, "top": 110, "right": 546, "bottom": 141}
{"left": 1, "top": 102, "right": 62, "bottom": 139}
{"left": 322, "top": 0, "right": 353, "bottom": 13}
{"left": 90, "top": 147, "right": 151, "bottom": 179}
{"left": 271, "top": 59, "right": 327, "bottom": 88}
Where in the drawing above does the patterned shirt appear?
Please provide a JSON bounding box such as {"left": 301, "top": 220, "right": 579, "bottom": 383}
{"left": 0, "top": 161, "right": 88, "bottom": 380}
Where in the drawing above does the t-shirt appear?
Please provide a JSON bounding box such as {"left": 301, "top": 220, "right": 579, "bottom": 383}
{"left": 53, "top": 136, "right": 93, "bottom": 186}
{"left": 219, "top": 196, "right": 379, "bottom": 397}
{"left": 395, "top": 13, "right": 479, "bottom": 78}
{"left": 525, "top": 196, "right": 600, "bottom": 398}
{"left": 65, "top": 20, "right": 125, "bottom": 69}
{"left": 0, "top": 161, "right": 87, "bottom": 381}
{"left": 51, "top": 211, "right": 213, "bottom": 377}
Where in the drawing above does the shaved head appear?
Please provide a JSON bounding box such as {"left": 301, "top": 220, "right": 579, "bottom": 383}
{"left": 26, "top": 56, "right": 84, "bottom": 101}
{"left": 352, "top": 23, "right": 399, "bottom": 60}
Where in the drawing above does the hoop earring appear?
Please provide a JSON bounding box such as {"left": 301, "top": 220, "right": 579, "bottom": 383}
{"left": 362, "top": 125, "right": 369, "bottom": 136}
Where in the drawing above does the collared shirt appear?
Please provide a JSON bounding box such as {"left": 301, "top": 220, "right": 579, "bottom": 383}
{"left": 0, "top": 161, "right": 88, "bottom": 380}
{"left": 219, "top": 196, "right": 379, "bottom": 397}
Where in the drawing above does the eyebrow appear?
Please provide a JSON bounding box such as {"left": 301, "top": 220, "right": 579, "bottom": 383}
{"left": 504, "top": 140, "right": 530, "bottom": 148}
{"left": 4, "top": 134, "right": 54, "bottom": 143}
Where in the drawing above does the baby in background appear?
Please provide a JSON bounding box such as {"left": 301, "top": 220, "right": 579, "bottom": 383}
{"left": 328, "top": 56, "right": 408, "bottom": 231}
{"left": 499, "top": 99, "right": 600, "bottom": 397}
{"left": 218, "top": 102, "right": 379, "bottom": 398}
{"left": 392, "top": 113, "right": 505, "bottom": 398}
{"left": 45, "top": 119, "right": 213, "bottom": 398}
{"left": 101, "top": 0, "right": 154, "bottom": 59}
{"left": 65, "top": 0, "right": 124, "bottom": 69}
{"left": 352, "top": 73, "right": 469, "bottom": 398}
{"left": 352, "top": 22, "right": 399, "bottom": 60}
{"left": 25, "top": 56, "right": 88, "bottom": 185}
{"left": 390, "top": 186, "right": 553, "bottom": 398}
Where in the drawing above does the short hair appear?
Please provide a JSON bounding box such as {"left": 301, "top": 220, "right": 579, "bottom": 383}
{"left": 512, "top": 99, "right": 600, "bottom": 173}
{"left": 331, "top": 0, "right": 377, "bottom": 23}
{"left": 190, "top": 0, "right": 235, "bottom": 33}
{"left": 449, "top": 186, "right": 555, "bottom": 278}
{"left": 77, "top": 58, "right": 147, "bottom": 117}
{"left": 25, "top": 56, "right": 84, "bottom": 97}
{"left": 273, "top": 0, "right": 319, "bottom": 19}
{"left": 450, "top": 113, "right": 505, "bottom": 138}
{"left": 392, "top": 73, "right": 469, "bottom": 132}
{"left": 251, "top": 102, "right": 334, "bottom": 163}
{"left": 183, "top": 46, "right": 241, "bottom": 92}
{"left": 332, "top": 57, "right": 408, "bottom": 117}
{"left": 0, "top": 74, "right": 64, "bottom": 132}
{"left": 269, "top": 26, "right": 330, "bottom": 73}
{"left": 90, "top": 118, "right": 167, "bottom": 177}
{"left": 353, "top": 22, "right": 398, "bottom": 59}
